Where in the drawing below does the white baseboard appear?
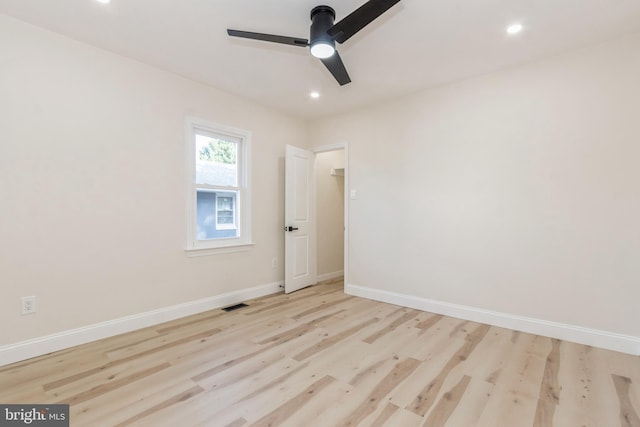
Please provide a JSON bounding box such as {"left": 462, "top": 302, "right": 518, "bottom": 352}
{"left": 346, "top": 283, "right": 640, "bottom": 356}
{"left": 0, "top": 281, "right": 283, "bottom": 367}
{"left": 316, "top": 270, "right": 344, "bottom": 283}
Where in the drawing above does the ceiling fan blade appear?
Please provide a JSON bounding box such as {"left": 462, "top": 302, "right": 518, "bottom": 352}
{"left": 327, "top": 0, "right": 401, "bottom": 44}
{"left": 227, "top": 29, "right": 309, "bottom": 47}
{"left": 320, "top": 51, "right": 351, "bottom": 86}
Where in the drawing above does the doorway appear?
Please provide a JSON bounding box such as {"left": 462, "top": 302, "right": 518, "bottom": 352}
{"left": 284, "top": 143, "right": 347, "bottom": 293}
{"left": 314, "top": 148, "right": 345, "bottom": 285}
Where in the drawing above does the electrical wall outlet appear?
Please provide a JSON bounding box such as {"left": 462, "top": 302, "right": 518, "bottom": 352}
{"left": 21, "top": 296, "right": 37, "bottom": 315}
{"left": 272, "top": 257, "right": 279, "bottom": 269}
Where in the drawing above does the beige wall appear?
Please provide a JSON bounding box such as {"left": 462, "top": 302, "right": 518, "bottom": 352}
{"left": 315, "top": 150, "right": 344, "bottom": 278}
{"left": 2, "top": 11, "right": 639, "bottom": 355}
{"left": 0, "top": 15, "right": 308, "bottom": 346}
{"left": 310, "top": 32, "right": 640, "bottom": 340}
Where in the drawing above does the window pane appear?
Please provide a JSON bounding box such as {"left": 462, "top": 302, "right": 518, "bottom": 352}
{"left": 196, "top": 190, "right": 238, "bottom": 239}
{"left": 195, "top": 134, "right": 238, "bottom": 187}
{"left": 216, "top": 193, "right": 236, "bottom": 229}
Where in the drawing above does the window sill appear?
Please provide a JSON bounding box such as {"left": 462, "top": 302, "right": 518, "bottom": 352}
{"left": 185, "top": 242, "right": 255, "bottom": 257}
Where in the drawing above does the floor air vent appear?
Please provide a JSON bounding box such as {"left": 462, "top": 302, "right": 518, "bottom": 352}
{"left": 222, "top": 303, "right": 248, "bottom": 312}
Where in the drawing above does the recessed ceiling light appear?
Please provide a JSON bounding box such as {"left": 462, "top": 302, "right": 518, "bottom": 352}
{"left": 506, "top": 23, "right": 523, "bottom": 35}
{"left": 309, "top": 91, "right": 320, "bottom": 99}
{"left": 95, "top": 0, "right": 111, "bottom": 4}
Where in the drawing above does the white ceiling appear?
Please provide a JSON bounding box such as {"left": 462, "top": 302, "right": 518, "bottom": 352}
{"left": 2, "top": 0, "right": 640, "bottom": 119}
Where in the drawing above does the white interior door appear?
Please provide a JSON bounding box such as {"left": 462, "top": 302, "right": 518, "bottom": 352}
{"left": 285, "top": 145, "right": 316, "bottom": 293}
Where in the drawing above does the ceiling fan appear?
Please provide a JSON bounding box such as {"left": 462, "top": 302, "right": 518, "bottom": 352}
{"left": 227, "top": 0, "right": 401, "bottom": 86}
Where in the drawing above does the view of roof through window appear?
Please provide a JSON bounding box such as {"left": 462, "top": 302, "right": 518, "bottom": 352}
{"left": 195, "top": 135, "right": 238, "bottom": 187}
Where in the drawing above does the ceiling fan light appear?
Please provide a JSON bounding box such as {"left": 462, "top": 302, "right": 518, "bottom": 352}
{"left": 310, "top": 42, "right": 335, "bottom": 59}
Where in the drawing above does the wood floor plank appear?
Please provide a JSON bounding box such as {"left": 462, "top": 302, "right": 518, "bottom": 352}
{"left": 171, "top": 358, "right": 308, "bottom": 426}
{"left": 113, "top": 385, "right": 205, "bottom": 427}
{"left": 390, "top": 316, "right": 468, "bottom": 362}
{"left": 193, "top": 350, "right": 286, "bottom": 391}
{"left": 386, "top": 331, "right": 473, "bottom": 408}
{"left": 164, "top": 317, "right": 295, "bottom": 366}
{"left": 247, "top": 375, "right": 335, "bottom": 427}
{"left": 254, "top": 311, "right": 339, "bottom": 346}
{"left": 422, "top": 374, "right": 471, "bottom": 427}
{"left": 306, "top": 339, "right": 396, "bottom": 387}
{"left": 415, "top": 313, "right": 444, "bottom": 331}
{"left": 338, "top": 357, "right": 421, "bottom": 426}
{"left": 441, "top": 377, "right": 495, "bottom": 427}
{"left": 293, "top": 317, "right": 379, "bottom": 361}
{"left": 475, "top": 333, "right": 550, "bottom": 427}
{"left": 554, "top": 342, "right": 619, "bottom": 427}
{"left": 0, "top": 342, "right": 122, "bottom": 392}
{"left": 195, "top": 369, "right": 334, "bottom": 426}
{"left": 317, "top": 297, "right": 400, "bottom": 331}
{"left": 190, "top": 343, "right": 277, "bottom": 383}
{"left": 287, "top": 383, "right": 368, "bottom": 427}
{"left": 189, "top": 327, "right": 325, "bottom": 391}
{"left": 460, "top": 326, "right": 515, "bottom": 384}
{"left": 612, "top": 374, "right": 640, "bottom": 427}
{"left": 380, "top": 408, "right": 424, "bottom": 427}
{"left": 56, "top": 362, "right": 172, "bottom": 406}
{"left": 533, "top": 338, "right": 561, "bottom": 426}
{"left": 234, "top": 359, "right": 310, "bottom": 404}
{"left": 0, "top": 280, "right": 637, "bottom": 427}
{"left": 70, "top": 374, "right": 202, "bottom": 427}
{"left": 368, "top": 402, "right": 399, "bottom": 427}
{"left": 42, "top": 327, "right": 221, "bottom": 392}
{"left": 363, "top": 309, "right": 421, "bottom": 344}
{"left": 44, "top": 353, "right": 168, "bottom": 401}
{"left": 290, "top": 295, "right": 354, "bottom": 320}
{"left": 0, "top": 385, "right": 49, "bottom": 404}
{"left": 406, "top": 324, "right": 490, "bottom": 417}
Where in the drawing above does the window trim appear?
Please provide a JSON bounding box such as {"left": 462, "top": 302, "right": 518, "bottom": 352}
{"left": 185, "top": 117, "right": 253, "bottom": 255}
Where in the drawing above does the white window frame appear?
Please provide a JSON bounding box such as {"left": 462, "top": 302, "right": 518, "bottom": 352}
{"left": 185, "top": 117, "right": 253, "bottom": 256}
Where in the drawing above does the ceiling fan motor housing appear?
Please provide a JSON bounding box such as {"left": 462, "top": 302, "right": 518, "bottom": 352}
{"left": 310, "top": 6, "right": 336, "bottom": 51}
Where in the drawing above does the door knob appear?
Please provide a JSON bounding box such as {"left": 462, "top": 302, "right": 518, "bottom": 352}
{"left": 284, "top": 226, "right": 299, "bottom": 232}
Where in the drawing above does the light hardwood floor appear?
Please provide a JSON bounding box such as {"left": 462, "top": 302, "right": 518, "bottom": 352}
{"left": 1, "top": 279, "right": 638, "bottom": 426}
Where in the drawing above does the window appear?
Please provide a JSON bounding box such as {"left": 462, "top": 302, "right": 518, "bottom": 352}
{"left": 186, "top": 118, "right": 252, "bottom": 254}
{"left": 216, "top": 193, "right": 235, "bottom": 229}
